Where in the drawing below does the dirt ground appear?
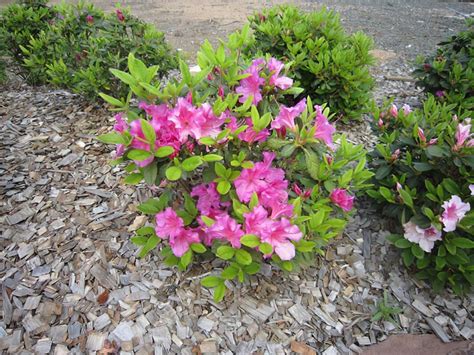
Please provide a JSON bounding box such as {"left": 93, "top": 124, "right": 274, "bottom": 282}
{"left": 1, "top": 0, "right": 473, "bottom": 60}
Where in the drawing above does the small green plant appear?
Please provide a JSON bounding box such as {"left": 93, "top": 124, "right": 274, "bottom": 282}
{"left": 368, "top": 98, "right": 473, "bottom": 295}
{"left": 244, "top": 5, "right": 375, "bottom": 122}
{"left": 371, "top": 290, "right": 402, "bottom": 324}
{"left": 413, "top": 19, "right": 474, "bottom": 111}
{"left": 0, "top": 0, "right": 178, "bottom": 99}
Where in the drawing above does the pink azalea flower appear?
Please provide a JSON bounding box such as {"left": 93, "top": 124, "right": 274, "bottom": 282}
{"left": 329, "top": 188, "right": 354, "bottom": 212}
{"left": 469, "top": 184, "right": 474, "bottom": 196}
{"left": 271, "top": 98, "right": 306, "bottom": 131}
{"left": 194, "top": 103, "right": 226, "bottom": 139}
{"left": 139, "top": 102, "right": 170, "bottom": 128}
{"left": 389, "top": 104, "right": 398, "bottom": 118}
{"left": 454, "top": 121, "right": 472, "bottom": 150}
{"left": 169, "top": 98, "right": 200, "bottom": 142}
{"left": 259, "top": 218, "right": 302, "bottom": 260}
{"left": 417, "top": 127, "right": 426, "bottom": 143}
{"left": 238, "top": 118, "right": 270, "bottom": 144}
{"left": 235, "top": 61, "right": 265, "bottom": 105}
{"left": 441, "top": 195, "right": 471, "bottom": 232}
{"left": 269, "top": 202, "right": 294, "bottom": 219}
{"left": 244, "top": 205, "right": 270, "bottom": 236}
{"left": 467, "top": 139, "right": 474, "bottom": 147}
{"left": 207, "top": 214, "right": 244, "bottom": 248}
{"left": 113, "top": 113, "right": 128, "bottom": 133}
{"left": 403, "top": 221, "right": 442, "bottom": 253}
{"left": 191, "top": 182, "right": 227, "bottom": 217}
{"left": 435, "top": 90, "right": 445, "bottom": 98}
{"left": 313, "top": 106, "right": 336, "bottom": 149}
{"left": 402, "top": 104, "right": 412, "bottom": 115}
{"left": 116, "top": 9, "right": 125, "bottom": 22}
{"left": 155, "top": 208, "right": 184, "bottom": 239}
{"left": 169, "top": 228, "right": 200, "bottom": 257}
{"left": 129, "top": 120, "right": 155, "bottom": 167}
{"left": 267, "top": 57, "right": 293, "bottom": 90}
{"left": 115, "top": 144, "right": 125, "bottom": 158}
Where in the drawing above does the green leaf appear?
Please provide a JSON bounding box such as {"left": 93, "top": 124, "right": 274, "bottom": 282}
{"left": 124, "top": 173, "right": 143, "bottom": 185}
{"left": 140, "top": 119, "right": 156, "bottom": 146}
{"left": 217, "top": 180, "right": 231, "bottom": 195}
{"left": 131, "top": 236, "right": 148, "bottom": 246}
{"left": 221, "top": 264, "right": 239, "bottom": 280}
{"left": 394, "top": 238, "right": 412, "bottom": 249}
{"left": 243, "top": 262, "right": 261, "bottom": 275}
{"left": 202, "top": 154, "right": 223, "bottom": 162}
{"left": 143, "top": 163, "right": 158, "bottom": 185}
{"left": 138, "top": 235, "right": 160, "bottom": 258}
{"left": 99, "top": 93, "right": 123, "bottom": 107}
{"left": 240, "top": 234, "right": 261, "bottom": 248}
{"left": 200, "top": 215, "right": 215, "bottom": 226}
{"left": 201, "top": 276, "right": 221, "bottom": 288}
{"left": 110, "top": 68, "right": 136, "bottom": 85}
{"left": 413, "top": 162, "right": 433, "bottom": 172}
{"left": 180, "top": 249, "right": 193, "bottom": 269}
{"left": 97, "top": 132, "right": 126, "bottom": 144}
{"left": 235, "top": 249, "right": 252, "bottom": 265}
{"left": 411, "top": 244, "right": 424, "bottom": 259}
{"left": 451, "top": 238, "right": 474, "bottom": 249}
{"left": 136, "top": 226, "right": 155, "bottom": 236}
{"left": 155, "top": 146, "right": 174, "bottom": 158}
{"left": 128, "top": 149, "right": 153, "bottom": 161}
{"left": 182, "top": 156, "right": 203, "bottom": 171}
{"left": 215, "top": 162, "right": 226, "bottom": 177}
{"left": 426, "top": 145, "right": 447, "bottom": 158}
{"left": 402, "top": 249, "right": 415, "bottom": 267}
{"left": 165, "top": 166, "right": 182, "bottom": 181}
{"left": 213, "top": 283, "right": 226, "bottom": 302}
{"left": 375, "top": 165, "right": 391, "bottom": 180}
{"left": 281, "top": 261, "right": 293, "bottom": 272}
{"left": 399, "top": 190, "right": 414, "bottom": 208}
{"left": 191, "top": 243, "right": 206, "bottom": 253}
{"left": 259, "top": 242, "right": 273, "bottom": 255}
{"left": 216, "top": 245, "right": 235, "bottom": 260}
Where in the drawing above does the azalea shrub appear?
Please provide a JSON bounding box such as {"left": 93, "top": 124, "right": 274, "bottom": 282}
{"left": 0, "top": 0, "right": 178, "bottom": 99}
{"left": 413, "top": 19, "right": 474, "bottom": 111}
{"left": 98, "top": 28, "right": 373, "bottom": 301}
{"left": 368, "top": 97, "right": 474, "bottom": 295}
{"left": 244, "top": 5, "right": 375, "bottom": 122}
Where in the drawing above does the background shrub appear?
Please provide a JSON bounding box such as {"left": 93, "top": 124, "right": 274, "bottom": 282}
{"left": 413, "top": 19, "right": 474, "bottom": 111}
{"left": 0, "top": 0, "right": 178, "bottom": 99}
{"left": 244, "top": 5, "right": 375, "bottom": 122}
{"left": 368, "top": 97, "right": 473, "bottom": 295}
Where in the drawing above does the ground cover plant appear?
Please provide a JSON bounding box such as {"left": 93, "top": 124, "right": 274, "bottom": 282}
{"left": 244, "top": 5, "right": 375, "bottom": 122}
{"left": 0, "top": 0, "right": 178, "bottom": 99}
{"left": 368, "top": 98, "right": 474, "bottom": 295}
{"left": 98, "top": 27, "right": 374, "bottom": 301}
{"left": 413, "top": 19, "right": 474, "bottom": 111}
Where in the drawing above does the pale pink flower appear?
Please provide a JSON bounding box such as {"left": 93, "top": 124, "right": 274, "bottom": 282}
{"left": 329, "top": 188, "right": 354, "bottom": 212}
{"left": 469, "top": 184, "right": 474, "bottom": 196}
{"left": 454, "top": 121, "right": 472, "bottom": 150}
{"left": 428, "top": 138, "right": 438, "bottom": 146}
{"left": 467, "top": 139, "right": 474, "bottom": 147}
{"left": 194, "top": 103, "right": 226, "bottom": 139}
{"left": 267, "top": 57, "right": 293, "bottom": 90}
{"left": 169, "top": 228, "right": 200, "bottom": 257}
{"left": 155, "top": 208, "right": 184, "bottom": 239}
{"left": 402, "top": 104, "right": 412, "bottom": 115}
{"left": 236, "top": 61, "right": 265, "bottom": 105}
{"left": 389, "top": 104, "right": 398, "bottom": 118}
{"left": 207, "top": 214, "right": 244, "bottom": 248}
{"left": 259, "top": 218, "right": 302, "bottom": 260}
{"left": 313, "top": 106, "right": 336, "bottom": 148}
{"left": 441, "top": 195, "right": 471, "bottom": 232}
{"left": 403, "top": 221, "right": 442, "bottom": 253}
{"left": 238, "top": 118, "right": 269, "bottom": 143}
{"left": 396, "top": 182, "right": 402, "bottom": 192}
{"left": 271, "top": 98, "right": 306, "bottom": 131}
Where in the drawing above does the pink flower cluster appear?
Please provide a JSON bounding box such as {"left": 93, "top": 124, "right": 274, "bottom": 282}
{"left": 329, "top": 188, "right": 354, "bottom": 212}
{"left": 236, "top": 58, "right": 293, "bottom": 105}
{"left": 113, "top": 99, "right": 227, "bottom": 166}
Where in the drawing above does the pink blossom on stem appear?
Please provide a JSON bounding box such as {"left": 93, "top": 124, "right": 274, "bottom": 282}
{"left": 207, "top": 214, "right": 244, "bottom": 248}
{"left": 453, "top": 121, "right": 472, "bottom": 150}
{"left": 116, "top": 9, "right": 125, "bottom": 22}
{"left": 267, "top": 57, "right": 293, "bottom": 90}
{"left": 259, "top": 218, "right": 302, "bottom": 260}
{"left": 155, "top": 208, "right": 184, "bottom": 239}
{"left": 441, "top": 195, "right": 471, "bottom": 232}
{"left": 402, "top": 104, "right": 412, "bottom": 115}
{"left": 113, "top": 113, "right": 128, "bottom": 132}
{"left": 271, "top": 98, "right": 306, "bottom": 131}
{"left": 313, "top": 106, "right": 336, "bottom": 148}
{"left": 169, "top": 228, "right": 200, "bottom": 257}
{"left": 389, "top": 104, "right": 398, "bottom": 118}
{"left": 238, "top": 118, "right": 269, "bottom": 144}
{"left": 329, "top": 188, "right": 354, "bottom": 212}
{"left": 403, "top": 221, "right": 442, "bottom": 253}
{"left": 235, "top": 61, "right": 265, "bottom": 105}
{"left": 417, "top": 127, "right": 426, "bottom": 143}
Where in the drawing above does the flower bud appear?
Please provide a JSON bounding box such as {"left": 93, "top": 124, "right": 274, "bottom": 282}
{"left": 418, "top": 127, "right": 426, "bottom": 143}
{"left": 218, "top": 86, "right": 224, "bottom": 98}
{"left": 389, "top": 104, "right": 398, "bottom": 118}
{"left": 378, "top": 118, "right": 384, "bottom": 128}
